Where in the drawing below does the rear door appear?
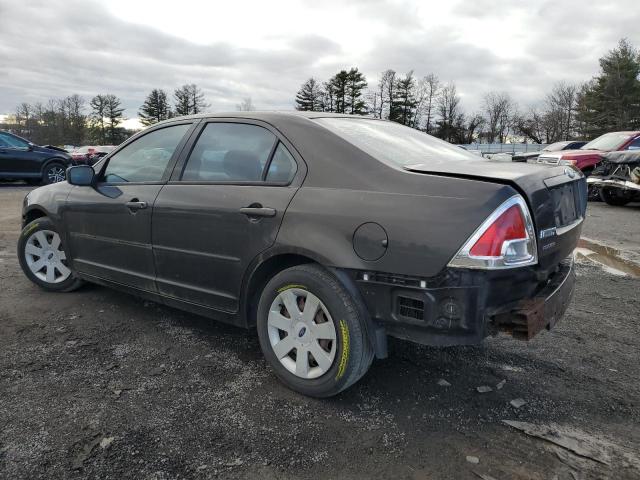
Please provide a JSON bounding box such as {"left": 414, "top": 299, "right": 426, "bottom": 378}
{"left": 63, "top": 122, "right": 196, "bottom": 291}
{"left": 152, "top": 119, "right": 304, "bottom": 313}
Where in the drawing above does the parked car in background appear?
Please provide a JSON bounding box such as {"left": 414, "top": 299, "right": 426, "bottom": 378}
{"left": 535, "top": 131, "right": 640, "bottom": 173}
{"left": 587, "top": 151, "right": 640, "bottom": 206}
{"left": 0, "top": 130, "right": 72, "bottom": 184}
{"left": 512, "top": 140, "right": 587, "bottom": 162}
{"left": 18, "top": 112, "right": 585, "bottom": 397}
{"left": 535, "top": 131, "right": 640, "bottom": 200}
{"left": 71, "top": 145, "right": 116, "bottom": 165}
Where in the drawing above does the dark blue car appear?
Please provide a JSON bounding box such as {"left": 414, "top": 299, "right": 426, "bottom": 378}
{"left": 0, "top": 130, "right": 72, "bottom": 184}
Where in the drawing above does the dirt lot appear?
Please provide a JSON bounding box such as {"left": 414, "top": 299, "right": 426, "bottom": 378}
{"left": 1, "top": 183, "right": 639, "bottom": 480}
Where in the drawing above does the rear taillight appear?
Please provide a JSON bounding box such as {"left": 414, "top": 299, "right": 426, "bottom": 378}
{"left": 448, "top": 195, "right": 537, "bottom": 269}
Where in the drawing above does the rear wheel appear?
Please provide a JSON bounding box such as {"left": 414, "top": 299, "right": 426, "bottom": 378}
{"left": 599, "top": 187, "right": 631, "bottom": 207}
{"left": 18, "top": 218, "right": 83, "bottom": 292}
{"left": 42, "top": 162, "right": 66, "bottom": 184}
{"left": 256, "top": 264, "right": 374, "bottom": 397}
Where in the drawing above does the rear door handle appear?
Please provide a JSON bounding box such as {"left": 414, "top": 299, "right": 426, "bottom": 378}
{"left": 125, "top": 200, "right": 148, "bottom": 211}
{"left": 239, "top": 206, "right": 277, "bottom": 218}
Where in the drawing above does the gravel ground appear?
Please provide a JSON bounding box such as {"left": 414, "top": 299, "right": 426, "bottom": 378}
{"left": 1, "top": 184, "right": 639, "bottom": 480}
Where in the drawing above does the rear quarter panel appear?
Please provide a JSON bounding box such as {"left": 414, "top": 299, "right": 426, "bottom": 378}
{"left": 276, "top": 175, "right": 516, "bottom": 278}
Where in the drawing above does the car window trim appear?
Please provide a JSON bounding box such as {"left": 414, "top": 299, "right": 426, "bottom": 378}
{"left": 95, "top": 120, "right": 198, "bottom": 186}
{"left": 169, "top": 118, "right": 303, "bottom": 187}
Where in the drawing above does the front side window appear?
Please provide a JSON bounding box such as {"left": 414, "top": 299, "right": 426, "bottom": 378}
{"left": 314, "top": 117, "right": 475, "bottom": 168}
{"left": 182, "top": 123, "right": 277, "bottom": 182}
{"left": 0, "top": 132, "right": 29, "bottom": 149}
{"left": 102, "top": 124, "right": 190, "bottom": 183}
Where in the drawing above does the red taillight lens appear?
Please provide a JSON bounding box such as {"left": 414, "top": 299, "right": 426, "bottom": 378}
{"left": 469, "top": 205, "right": 527, "bottom": 257}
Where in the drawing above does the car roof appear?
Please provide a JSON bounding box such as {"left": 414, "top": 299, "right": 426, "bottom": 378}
{"left": 154, "top": 111, "right": 377, "bottom": 127}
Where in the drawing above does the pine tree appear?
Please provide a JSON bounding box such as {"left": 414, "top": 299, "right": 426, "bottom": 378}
{"left": 577, "top": 38, "right": 640, "bottom": 136}
{"left": 174, "top": 86, "right": 191, "bottom": 116}
{"left": 139, "top": 89, "right": 171, "bottom": 126}
{"left": 328, "top": 70, "right": 349, "bottom": 113}
{"left": 390, "top": 71, "right": 417, "bottom": 125}
{"left": 89, "top": 94, "right": 108, "bottom": 144}
{"left": 104, "top": 94, "right": 125, "bottom": 144}
{"left": 345, "top": 68, "right": 368, "bottom": 115}
{"left": 295, "top": 78, "right": 324, "bottom": 111}
{"left": 174, "top": 84, "right": 209, "bottom": 116}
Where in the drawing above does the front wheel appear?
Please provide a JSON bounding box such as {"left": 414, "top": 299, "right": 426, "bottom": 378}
{"left": 18, "top": 218, "right": 84, "bottom": 292}
{"left": 599, "top": 187, "right": 631, "bottom": 206}
{"left": 42, "top": 162, "right": 66, "bottom": 184}
{"left": 256, "top": 264, "right": 374, "bottom": 397}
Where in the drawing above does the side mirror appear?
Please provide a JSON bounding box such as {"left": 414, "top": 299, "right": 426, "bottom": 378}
{"left": 67, "top": 165, "right": 95, "bottom": 186}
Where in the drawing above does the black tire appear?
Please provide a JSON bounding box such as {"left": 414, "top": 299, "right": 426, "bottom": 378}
{"left": 256, "top": 264, "right": 374, "bottom": 398}
{"left": 599, "top": 187, "right": 631, "bottom": 207}
{"left": 18, "top": 218, "right": 84, "bottom": 292}
{"left": 42, "top": 161, "right": 67, "bottom": 184}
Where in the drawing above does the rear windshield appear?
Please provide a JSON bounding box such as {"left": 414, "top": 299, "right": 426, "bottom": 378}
{"left": 313, "top": 117, "right": 476, "bottom": 167}
{"left": 582, "top": 133, "right": 631, "bottom": 151}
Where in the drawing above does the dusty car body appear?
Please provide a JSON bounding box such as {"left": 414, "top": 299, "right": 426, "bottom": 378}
{"left": 512, "top": 141, "right": 587, "bottom": 162}
{"left": 587, "top": 151, "right": 640, "bottom": 206}
{"left": 18, "top": 112, "right": 586, "bottom": 397}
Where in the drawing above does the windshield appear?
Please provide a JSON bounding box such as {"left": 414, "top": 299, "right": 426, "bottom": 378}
{"left": 313, "top": 117, "right": 476, "bottom": 167}
{"left": 582, "top": 133, "right": 632, "bottom": 151}
{"left": 543, "top": 142, "right": 569, "bottom": 152}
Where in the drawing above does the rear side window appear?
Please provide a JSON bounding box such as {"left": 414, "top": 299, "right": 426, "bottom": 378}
{"left": 182, "top": 123, "right": 276, "bottom": 182}
{"left": 103, "top": 124, "right": 190, "bottom": 183}
{"left": 314, "top": 118, "right": 475, "bottom": 168}
{"left": 626, "top": 137, "right": 640, "bottom": 150}
{"left": 266, "top": 143, "right": 297, "bottom": 183}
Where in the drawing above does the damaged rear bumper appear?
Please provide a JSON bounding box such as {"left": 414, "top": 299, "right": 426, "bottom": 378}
{"left": 586, "top": 177, "right": 640, "bottom": 191}
{"left": 489, "top": 256, "right": 575, "bottom": 340}
{"left": 348, "top": 256, "right": 576, "bottom": 347}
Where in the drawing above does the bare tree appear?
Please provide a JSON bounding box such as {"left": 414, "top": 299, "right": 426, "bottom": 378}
{"left": 436, "top": 82, "right": 462, "bottom": 142}
{"left": 373, "top": 69, "right": 396, "bottom": 119}
{"left": 483, "top": 91, "right": 517, "bottom": 143}
{"left": 420, "top": 74, "right": 440, "bottom": 134}
{"left": 236, "top": 97, "right": 255, "bottom": 111}
{"left": 545, "top": 82, "right": 578, "bottom": 140}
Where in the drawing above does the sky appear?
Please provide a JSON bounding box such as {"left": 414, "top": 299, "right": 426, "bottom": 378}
{"left": 1, "top": 0, "right": 639, "bottom": 129}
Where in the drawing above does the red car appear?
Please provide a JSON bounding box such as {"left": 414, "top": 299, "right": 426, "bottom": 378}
{"left": 536, "top": 131, "right": 640, "bottom": 173}
{"left": 70, "top": 145, "right": 116, "bottom": 166}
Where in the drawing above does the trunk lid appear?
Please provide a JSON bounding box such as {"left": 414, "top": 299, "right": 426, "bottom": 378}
{"left": 404, "top": 159, "right": 587, "bottom": 273}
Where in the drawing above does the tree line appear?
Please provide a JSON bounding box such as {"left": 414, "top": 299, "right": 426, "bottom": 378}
{"left": 3, "top": 84, "right": 211, "bottom": 146}
{"left": 295, "top": 38, "right": 640, "bottom": 143}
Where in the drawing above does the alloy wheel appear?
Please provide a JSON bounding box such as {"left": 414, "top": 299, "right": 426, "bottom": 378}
{"left": 267, "top": 288, "right": 337, "bottom": 379}
{"left": 46, "top": 165, "right": 66, "bottom": 183}
{"left": 24, "top": 230, "right": 71, "bottom": 284}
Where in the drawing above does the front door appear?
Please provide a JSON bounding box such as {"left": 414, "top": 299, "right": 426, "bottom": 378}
{"left": 63, "top": 122, "right": 194, "bottom": 292}
{"left": 152, "top": 120, "right": 303, "bottom": 312}
{"left": 0, "top": 132, "right": 38, "bottom": 177}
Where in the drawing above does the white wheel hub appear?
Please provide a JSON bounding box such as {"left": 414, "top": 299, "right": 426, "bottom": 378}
{"left": 267, "top": 288, "right": 337, "bottom": 379}
{"left": 24, "top": 230, "right": 71, "bottom": 284}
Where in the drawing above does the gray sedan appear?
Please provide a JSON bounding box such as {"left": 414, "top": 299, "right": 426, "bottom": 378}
{"left": 18, "top": 112, "right": 586, "bottom": 397}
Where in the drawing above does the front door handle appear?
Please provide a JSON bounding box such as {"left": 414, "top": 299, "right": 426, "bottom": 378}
{"left": 125, "top": 200, "right": 148, "bottom": 211}
{"left": 239, "top": 206, "right": 277, "bottom": 218}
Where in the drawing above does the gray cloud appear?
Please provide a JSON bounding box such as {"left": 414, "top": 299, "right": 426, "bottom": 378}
{"left": 1, "top": 0, "right": 639, "bottom": 120}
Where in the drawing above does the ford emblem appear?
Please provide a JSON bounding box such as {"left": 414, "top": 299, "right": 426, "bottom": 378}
{"left": 564, "top": 168, "right": 576, "bottom": 179}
